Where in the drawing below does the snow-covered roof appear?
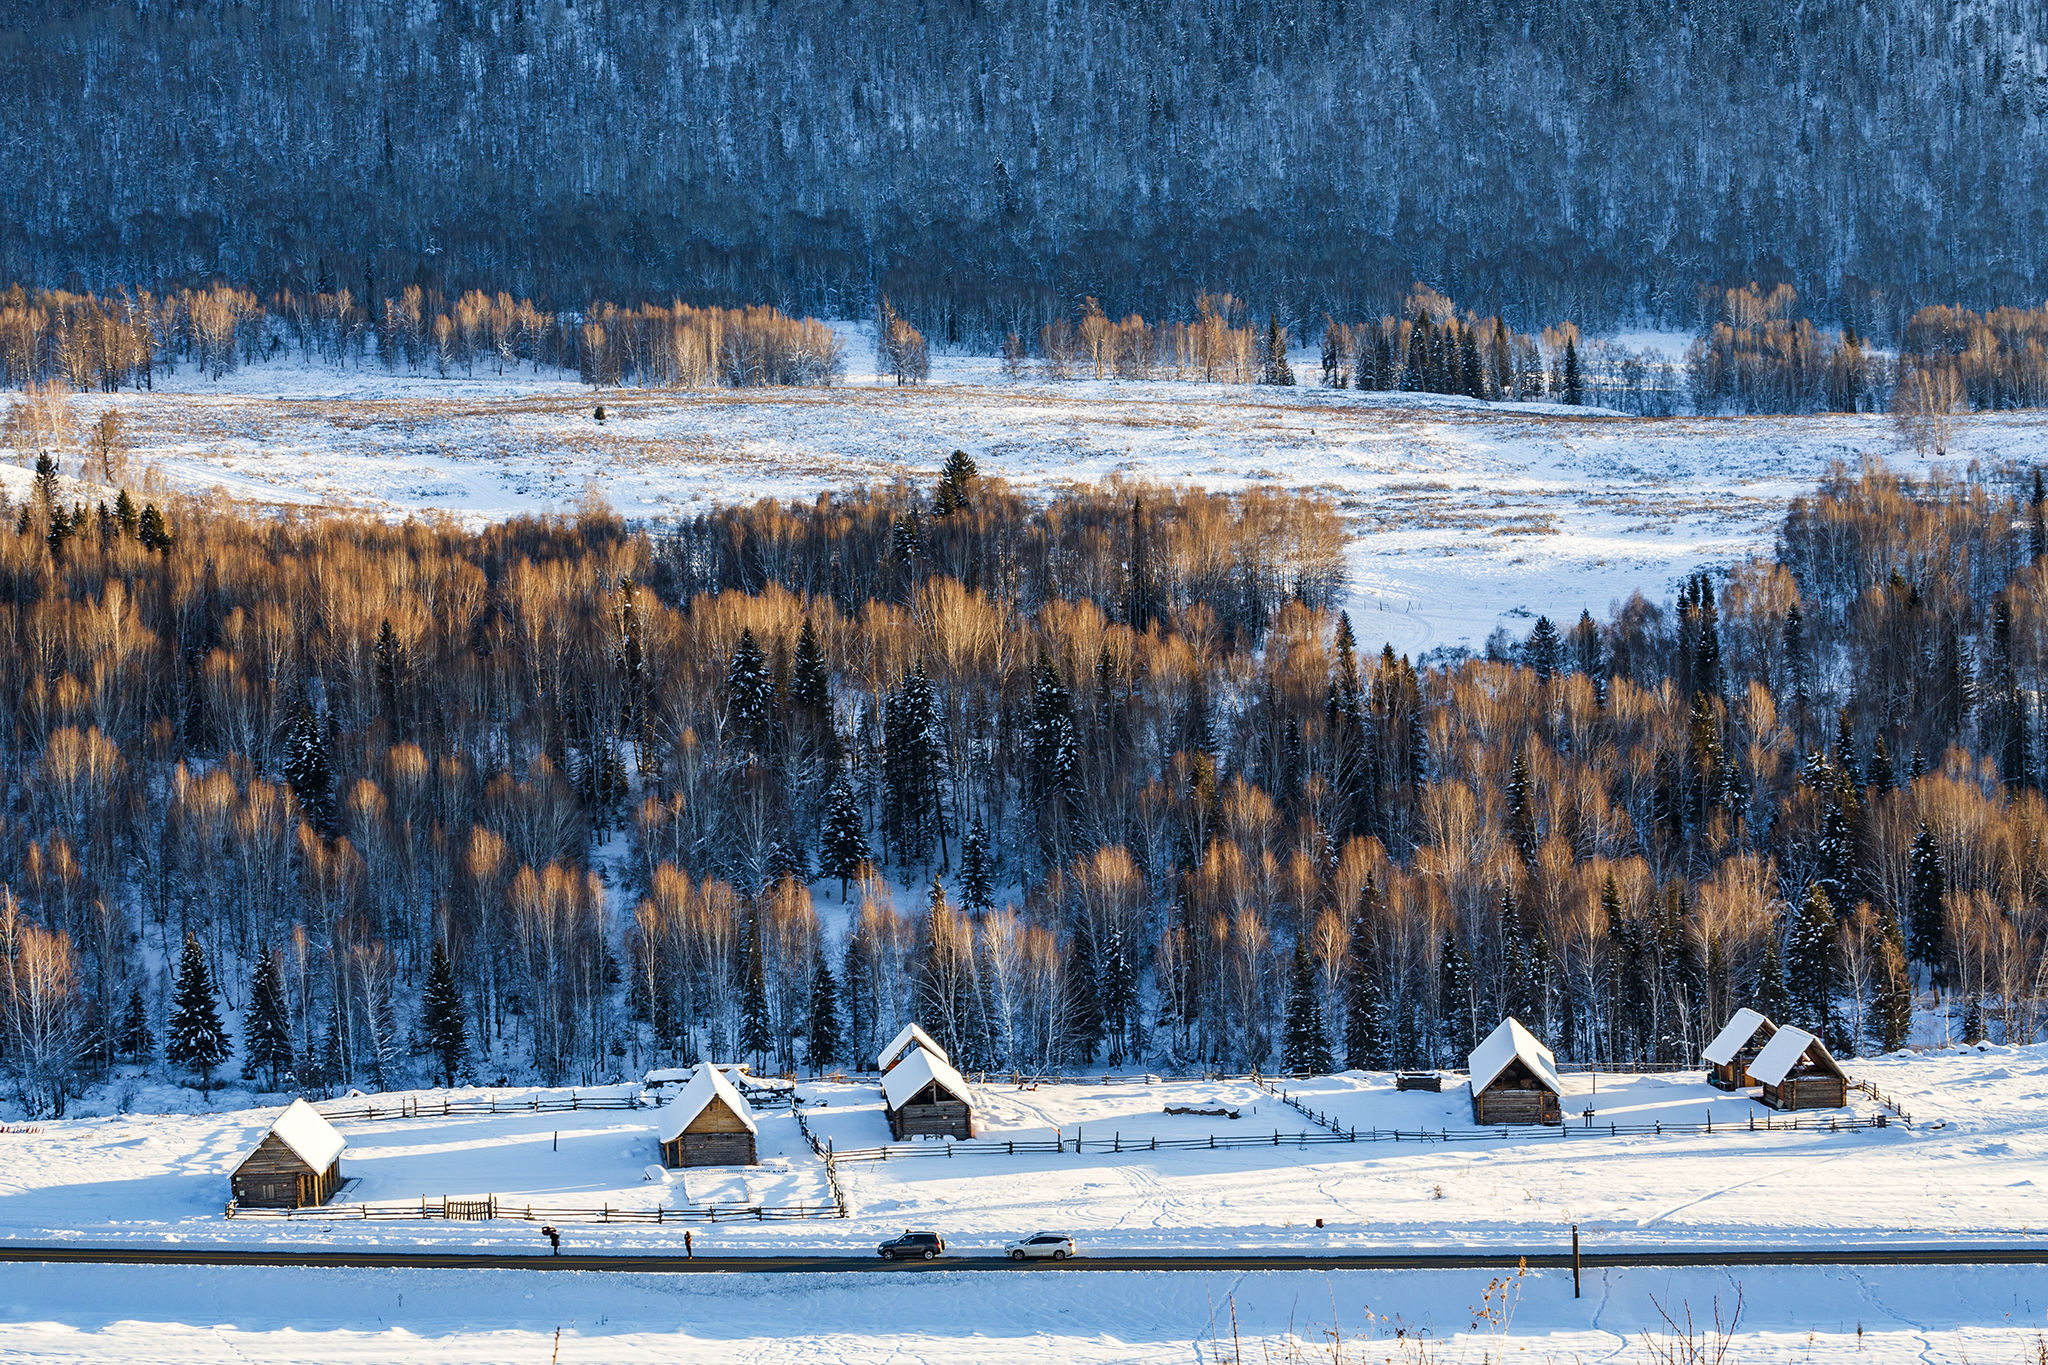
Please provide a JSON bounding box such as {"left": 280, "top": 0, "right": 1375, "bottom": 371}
{"left": 658, "top": 1064, "right": 758, "bottom": 1142}
{"left": 1702, "top": 1008, "right": 1776, "bottom": 1066}
{"left": 1747, "top": 1026, "right": 1844, "bottom": 1087}
{"left": 881, "top": 1044, "right": 973, "bottom": 1111}
{"left": 877, "top": 1023, "right": 947, "bottom": 1074}
{"left": 245, "top": 1098, "right": 345, "bottom": 1171}
{"left": 1467, "top": 1017, "right": 1563, "bottom": 1096}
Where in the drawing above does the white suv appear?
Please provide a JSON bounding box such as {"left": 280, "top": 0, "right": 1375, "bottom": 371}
{"left": 1007, "top": 1232, "right": 1078, "bottom": 1261}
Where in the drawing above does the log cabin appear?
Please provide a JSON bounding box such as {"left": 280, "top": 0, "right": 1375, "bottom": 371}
{"left": 881, "top": 1044, "right": 974, "bottom": 1139}
{"left": 1748, "top": 1026, "right": 1848, "bottom": 1110}
{"left": 230, "top": 1098, "right": 346, "bottom": 1209}
{"left": 1701, "top": 1008, "right": 1777, "bottom": 1090}
{"left": 876, "top": 1022, "right": 948, "bottom": 1075}
{"left": 658, "top": 1064, "right": 760, "bottom": 1167}
{"left": 1467, "top": 1016, "right": 1564, "bottom": 1125}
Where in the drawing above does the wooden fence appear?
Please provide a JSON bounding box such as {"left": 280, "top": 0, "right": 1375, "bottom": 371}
{"left": 1260, "top": 1077, "right": 1911, "bottom": 1140}
{"left": 226, "top": 1195, "right": 841, "bottom": 1223}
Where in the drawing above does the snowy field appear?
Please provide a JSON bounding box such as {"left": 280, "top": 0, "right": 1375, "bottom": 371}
{"left": 29, "top": 333, "right": 2040, "bottom": 651}
{"left": 0, "top": 1261, "right": 2043, "bottom": 1363}
{"left": 1, "top": 1042, "right": 2042, "bottom": 1255}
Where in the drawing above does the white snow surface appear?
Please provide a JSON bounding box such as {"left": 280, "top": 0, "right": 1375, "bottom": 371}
{"left": 1701, "top": 1009, "right": 1776, "bottom": 1067}
{"left": 3, "top": 1042, "right": 2045, "bottom": 1256}
{"left": 33, "top": 332, "right": 2040, "bottom": 650}
{"left": 2, "top": 1260, "right": 2044, "bottom": 1363}
{"left": 878, "top": 1046, "right": 972, "bottom": 1112}
{"left": 655, "top": 1065, "right": 758, "bottom": 1142}
{"left": 244, "top": 1098, "right": 346, "bottom": 1172}
{"left": 877, "top": 1022, "right": 947, "bottom": 1073}
{"left": 1, "top": 1261, "right": 2044, "bottom": 1363}
{"left": 1466, "top": 1017, "right": 1564, "bottom": 1095}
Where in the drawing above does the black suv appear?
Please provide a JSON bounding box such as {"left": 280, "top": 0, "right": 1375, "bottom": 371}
{"left": 877, "top": 1230, "right": 946, "bottom": 1261}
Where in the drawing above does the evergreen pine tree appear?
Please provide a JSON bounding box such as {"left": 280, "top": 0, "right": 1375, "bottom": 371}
{"left": 1961, "top": 994, "right": 1986, "bottom": 1044}
{"left": 933, "top": 449, "right": 978, "bottom": 516}
{"left": 137, "top": 502, "right": 172, "bottom": 552}
{"left": 32, "top": 451, "right": 58, "bottom": 507}
{"left": 374, "top": 618, "right": 404, "bottom": 724}
{"left": 2032, "top": 467, "right": 2046, "bottom": 565}
{"left": 1755, "top": 931, "right": 1792, "bottom": 1024}
{"left": 1524, "top": 615, "right": 1561, "bottom": 681}
{"left": 242, "top": 946, "right": 296, "bottom": 1090}
{"left": 1505, "top": 749, "right": 1538, "bottom": 869}
{"left": 791, "top": 618, "right": 830, "bottom": 723}
{"left": 818, "top": 767, "right": 869, "bottom": 896}
{"left": 1125, "top": 495, "right": 1160, "bottom": 632}
{"left": 1815, "top": 765, "right": 1862, "bottom": 911}
{"left": 1907, "top": 820, "right": 1947, "bottom": 980}
{"left": 959, "top": 818, "right": 995, "bottom": 913}
{"left": 420, "top": 940, "right": 470, "bottom": 1087}
{"left": 882, "top": 662, "right": 945, "bottom": 868}
{"left": 1262, "top": 317, "right": 1295, "bottom": 386}
{"left": 113, "top": 488, "right": 139, "bottom": 537}
{"left": 1101, "top": 920, "right": 1138, "bottom": 1065}
{"left": 1786, "top": 884, "right": 1840, "bottom": 1036}
{"left": 726, "top": 627, "right": 774, "bottom": 756}
{"left": 1436, "top": 930, "right": 1473, "bottom": 1062}
{"left": 1062, "top": 925, "right": 1104, "bottom": 1067}
{"left": 889, "top": 509, "right": 923, "bottom": 564}
{"left": 1341, "top": 875, "right": 1389, "bottom": 1070}
{"left": 740, "top": 916, "right": 773, "bottom": 1067}
{"left": 1782, "top": 602, "right": 1810, "bottom": 715}
{"left": 1869, "top": 913, "right": 1914, "bottom": 1053}
{"left": 1282, "top": 940, "right": 1334, "bottom": 1075}
{"left": 319, "top": 1001, "right": 346, "bottom": 1087}
{"left": 1457, "top": 324, "right": 1484, "bottom": 398}
{"left": 1401, "top": 320, "right": 1426, "bottom": 391}
{"left": 166, "top": 933, "right": 230, "bottom": 1094}
{"left": 842, "top": 934, "right": 875, "bottom": 1069}
{"left": 117, "top": 985, "right": 153, "bottom": 1063}
{"left": 806, "top": 955, "right": 842, "bottom": 1069}
{"left": 1024, "top": 649, "right": 1079, "bottom": 843}
{"left": 283, "top": 699, "right": 336, "bottom": 835}
{"left": 1562, "top": 338, "right": 1583, "bottom": 404}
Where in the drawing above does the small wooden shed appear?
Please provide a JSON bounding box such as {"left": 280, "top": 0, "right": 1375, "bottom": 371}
{"left": 1467, "top": 1017, "right": 1564, "bottom": 1125}
{"left": 1748, "top": 1026, "right": 1847, "bottom": 1111}
{"left": 231, "top": 1098, "right": 346, "bottom": 1209}
{"left": 658, "top": 1064, "right": 760, "bottom": 1167}
{"left": 877, "top": 1022, "right": 948, "bottom": 1075}
{"left": 882, "top": 1044, "right": 974, "bottom": 1139}
{"left": 1702, "top": 1008, "right": 1777, "bottom": 1091}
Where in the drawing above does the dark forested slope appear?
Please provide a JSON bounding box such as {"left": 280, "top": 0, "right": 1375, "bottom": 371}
{"left": 7, "top": 0, "right": 2047, "bottom": 341}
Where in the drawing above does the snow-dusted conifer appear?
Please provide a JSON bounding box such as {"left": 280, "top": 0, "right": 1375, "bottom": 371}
{"left": 166, "top": 934, "right": 230, "bottom": 1093}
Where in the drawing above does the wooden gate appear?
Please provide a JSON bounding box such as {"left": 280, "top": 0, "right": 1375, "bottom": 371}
{"left": 444, "top": 1197, "right": 497, "bottom": 1220}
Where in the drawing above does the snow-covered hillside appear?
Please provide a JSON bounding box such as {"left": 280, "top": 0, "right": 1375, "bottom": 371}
{"left": 53, "top": 338, "right": 2040, "bottom": 653}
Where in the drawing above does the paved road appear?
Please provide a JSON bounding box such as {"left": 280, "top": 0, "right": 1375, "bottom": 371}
{"left": 2, "top": 1244, "right": 2044, "bottom": 1273}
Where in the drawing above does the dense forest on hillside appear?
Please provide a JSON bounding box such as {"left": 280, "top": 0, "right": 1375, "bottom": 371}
{"left": 7, "top": 278, "right": 2048, "bottom": 423}
{"left": 1, "top": 456, "right": 2046, "bottom": 1114}
{"left": 4, "top": 0, "right": 2046, "bottom": 341}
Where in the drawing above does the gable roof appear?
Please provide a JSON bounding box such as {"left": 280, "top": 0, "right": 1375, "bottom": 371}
{"left": 881, "top": 1044, "right": 973, "bottom": 1111}
{"left": 658, "top": 1063, "right": 759, "bottom": 1142}
{"left": 1702, "top": 1008, "right": 1776, "bottom": 1066}
{"left": 243, "top": 1098, "right": 345, "bottom": 1172}
{"left": 1747, "top": 1025, "right": 1845, "bottom": 1087}
{"left": 877, "top": 1023, "right": 947, "bottom": 1074}
{"left": 1467, "top": 1017, "right": 1564, "bottom": 1096}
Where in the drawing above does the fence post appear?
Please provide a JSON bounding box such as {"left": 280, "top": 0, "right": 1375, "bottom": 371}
{"left": 1572, "top": 1224, "right": 1581, "bottom": 1299}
